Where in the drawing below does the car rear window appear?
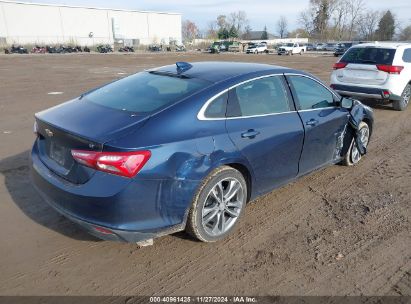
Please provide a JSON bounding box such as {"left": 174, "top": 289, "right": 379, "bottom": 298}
{"left": 84, "top": 72, "right": 211, "bottom": 113}
{"left": 341, "top": 47, "right": 395, "bottom": 65}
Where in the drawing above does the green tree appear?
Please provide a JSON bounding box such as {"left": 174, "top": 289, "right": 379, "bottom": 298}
{"left": 218, "top": 28, "right": 230, "bottom": 39}
{"left": 261, "top": 26, "right": 268, "bottom": 40}
{"left": 375, "top": 10, "right": 396, "bottom": 41}
{"left": 229, "top": 25, "right": 239, "bottom": 39}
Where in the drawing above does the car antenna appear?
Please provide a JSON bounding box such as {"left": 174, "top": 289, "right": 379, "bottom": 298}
{"left": 176, "top": 62, "right": 192, "bottom": 73}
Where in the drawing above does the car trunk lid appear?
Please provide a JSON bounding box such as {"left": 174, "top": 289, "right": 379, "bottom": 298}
{"left": 35, "top": 98, "right": 149, "bottom": 184}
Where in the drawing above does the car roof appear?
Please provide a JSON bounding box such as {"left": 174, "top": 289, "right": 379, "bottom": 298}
{"left": 149, "top": 61, "right": 295, "bottom": 83}
{"left": 352, "top": 42, "right": 411, "bottom": 49}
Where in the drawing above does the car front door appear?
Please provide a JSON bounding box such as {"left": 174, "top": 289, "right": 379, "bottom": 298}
{"left": 286, "top": 74, "right": 350, "bottom": 175}
{"left": 225, "top": 75, "right": 304, "bottom": 194}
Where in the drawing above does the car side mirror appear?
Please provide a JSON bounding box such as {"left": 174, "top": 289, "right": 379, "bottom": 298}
{"left": 341, "top": 97, "right": 354, "bottom": 109}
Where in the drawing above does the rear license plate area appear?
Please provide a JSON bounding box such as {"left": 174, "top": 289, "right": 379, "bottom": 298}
{"left": 49, "top": 141, "right": 66, "bottom": 167}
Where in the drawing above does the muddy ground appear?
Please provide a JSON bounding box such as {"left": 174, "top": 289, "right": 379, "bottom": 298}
{"left": 0, "top": 52, "right": 410, "bottom": 296}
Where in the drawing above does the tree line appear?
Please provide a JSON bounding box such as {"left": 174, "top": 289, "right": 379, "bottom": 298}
{"left": 182, "top": 1, "right": 411, "bottom": 43}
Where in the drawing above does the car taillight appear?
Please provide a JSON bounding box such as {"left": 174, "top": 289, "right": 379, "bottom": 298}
{"left": 376, "top": 65, "right": 404, "bottom": 74}
{"left": 71, "top": 150, "right": 151, "bottom": 178}
{"left": 333, "top": 62, "right": 347, "bottom": 69}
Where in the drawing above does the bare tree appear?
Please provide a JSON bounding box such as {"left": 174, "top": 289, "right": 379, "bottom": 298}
{"left": 182, "top": 20, "right": 199, "bottom": 43}
{"left": 299, "top": 8, "right": 315, "bottom": 35}
{"left": 277, "top": 16, "right": 288, "bottom": 38}
{"left": 357, "top": 10, "right": 380, "bottom": 40}
{"left": 331, "top": 0, "right": 348, "bottom": 40}
{"left": 346, "top": 0, "right": 364, "bottom": 39}
{"left": 243, "top": 24, "right": 252, "bottom": 40}
{"left": 216, "top": 15, "right": 228, "bottom": 30}
{"left": 206, "top": 21, "right": 218, "bottom": 39}
{"left": 228, "top": 11, "right": 249, "bottom": 35}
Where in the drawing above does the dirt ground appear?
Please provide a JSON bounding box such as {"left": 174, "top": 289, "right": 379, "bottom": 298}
{"left": 0, "top": 52, "right": 410, "bottom": 296}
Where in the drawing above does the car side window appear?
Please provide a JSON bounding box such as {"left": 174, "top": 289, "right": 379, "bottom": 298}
{"left": 229, "top": 76, "right": 290, "bottom": 117}
{"left": 288, "top": 76, "right": 335, "bottom": 110}
{"left": 402, "top": 48, "right": 411, "bottom": 63}
{"left": 204, "top": 92, "right": 228, "bottom": 118}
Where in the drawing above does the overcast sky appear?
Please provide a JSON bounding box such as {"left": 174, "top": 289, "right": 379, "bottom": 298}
{"left": 21, "top": 0, "right": 411, "bottom": 33}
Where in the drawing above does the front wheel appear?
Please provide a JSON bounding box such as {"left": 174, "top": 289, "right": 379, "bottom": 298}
{"left": 393, "top": 84, "right": 410, "bottom": 111}
{"left": 342, "top": 121, "right": 370, "bottom": 166}
{"left": 186, "top": 166, "right": 247, "bottom": 242}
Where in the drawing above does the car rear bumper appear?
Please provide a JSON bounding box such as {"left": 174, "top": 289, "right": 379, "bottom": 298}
{"left": 30, "top": 143, "right": 194, "bottom": 242}
{"left": 331, "top": 84, "right": 401, "bottom": 101}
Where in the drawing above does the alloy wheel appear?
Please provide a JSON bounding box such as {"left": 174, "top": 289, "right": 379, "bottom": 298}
{"left": 351, "top": 125, "right": 370, "bottom": 164}
{"left": 201, "top": 178, "right": 245, "bottom": 237}
{"left": 402, "top": 86, "right": 411, "bottom": 105}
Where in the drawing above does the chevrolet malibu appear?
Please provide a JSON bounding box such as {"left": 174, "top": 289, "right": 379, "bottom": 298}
{"left": 31, "top": 62, "right": 373, "bottom": 243}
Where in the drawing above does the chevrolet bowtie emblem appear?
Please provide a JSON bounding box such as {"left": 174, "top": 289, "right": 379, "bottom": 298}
{"left": 45, "top": 129, "right": 54, "bottom": 137}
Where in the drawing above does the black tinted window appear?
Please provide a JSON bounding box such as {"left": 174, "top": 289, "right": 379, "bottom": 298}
{"left": 403, "top": 49, "right": 411, "bottom": 63}
{"left": 84, "top": 72, "right": 210, "bottom": 113}
{"left": 288, "top": 76, "right": 335, "bottom": 110}
{"left": 204, "top": 92, "right": 228, "bottom": 118}
{"left": 231, "top": 76, "right": 290, "bottom": 117}
{"left": 341, "top": 47, "right": 395, "bottom": 65}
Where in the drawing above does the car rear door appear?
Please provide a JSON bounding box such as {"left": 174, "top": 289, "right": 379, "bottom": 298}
{"left": 225, "top": 75, "right": 304, "bottom": 194}
{"left": 286, "top": 74, "right": 350, "bottom": 175}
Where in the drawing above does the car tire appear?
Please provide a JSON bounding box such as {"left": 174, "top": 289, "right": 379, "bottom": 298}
{"left": 342, "top": 121, "right": 370, "bottom": 166}
{"left": 393, "top": 84, "right": 411, "bottom": 111}
{"left": 186, "top": 166, "right": 247, "bottom": 242}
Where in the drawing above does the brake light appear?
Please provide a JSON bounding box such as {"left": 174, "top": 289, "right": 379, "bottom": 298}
{"left": 333, "top": 62, "right": 347, "bottom": 69}
{"left": 376, "top": 65, "right": 404, "bottom": 74}
{"left": 71, "top": 150, "right": 151, "bottom": 178}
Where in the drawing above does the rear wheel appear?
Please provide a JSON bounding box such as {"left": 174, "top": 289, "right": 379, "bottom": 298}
{"left": 186, "top": 166, "right": 247, "bottom": 242}
{"left": 393, "top": 84, "right": 410, "bottom": 111}
{"left": 342, "top": 121, "right": 370, "bottom": 166}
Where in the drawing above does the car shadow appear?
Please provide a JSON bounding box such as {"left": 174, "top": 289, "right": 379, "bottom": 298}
{"left": 0, "top": 150, "right": 99, "bottom": 242}
{"left": 360, "top": 99, "right": 395, "bottom": 111}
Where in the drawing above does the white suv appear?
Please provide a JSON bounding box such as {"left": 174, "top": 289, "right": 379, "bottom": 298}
{"left": 246, "top": 43, "right": 267, "bottom": 54}
{"left": 330, "top": 43, "right": 411, "bottom": 110}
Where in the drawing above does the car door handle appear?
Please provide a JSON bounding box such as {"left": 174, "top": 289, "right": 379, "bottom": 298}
{"left": 305, "top": 119, "right": 319, "bottom": 126}
{"left": 241, "top": 129, "right": 260, "bottom": 139}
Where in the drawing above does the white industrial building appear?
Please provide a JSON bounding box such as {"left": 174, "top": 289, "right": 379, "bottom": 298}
{"left": 0, "top": 0, "right": 182, "bottom": 46}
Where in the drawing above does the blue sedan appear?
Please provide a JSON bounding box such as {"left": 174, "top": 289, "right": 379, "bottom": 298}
{"left": 31, "top": 62, "right": 373, "bottom": 243}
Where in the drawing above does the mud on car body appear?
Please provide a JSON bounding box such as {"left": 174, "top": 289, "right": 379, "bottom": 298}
{"left": 31, "top": 62, "right": 373, "bottom": 244}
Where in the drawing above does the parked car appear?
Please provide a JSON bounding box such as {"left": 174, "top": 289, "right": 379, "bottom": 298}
{"left": 97, "top": 44, "right": 113, "bottom": 53}
{"left": 246, "top": 43, "right": 267, "bottom": 54}
{"left": 277, "top": 43, "right": 306, "bottom": 55}
{"left": 306, "top": 43, "right": 315, "bottom": 51}
{"left": 31, "top": 61, "right": 373, "bottom": 244}
{"left": 31, "top": 45, "right": 47, "bottom": 54}
{"left": 325, "top": 43, "right": 337, "bottom": 51}
{"left": 4, "top": 44, "right": 28, "bottom": 54}
{"left": 316, "top": 43, "right": 327, "bottom": 51}
{"left": 330, "top": 42, "right": 411, "bottom": 111}
{"left": 118, "top": 46, "right": 135, "bottom": 52}
{"left": 334, "top": 42, "right": 355, "bottom": 57}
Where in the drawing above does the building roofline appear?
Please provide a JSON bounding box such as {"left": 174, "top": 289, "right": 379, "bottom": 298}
{"left": 0, "top": 0, "right": 181, "bottom": 15}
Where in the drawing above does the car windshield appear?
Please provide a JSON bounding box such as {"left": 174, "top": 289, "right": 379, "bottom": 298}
{"left": 341, "top": 47, "right": 396, "bottom": 65}
{"left": 286, "top": 43, "right": 294, "bottom": 47}
{"left": 84, "top": 72, "right": 211, "bottom": 113}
